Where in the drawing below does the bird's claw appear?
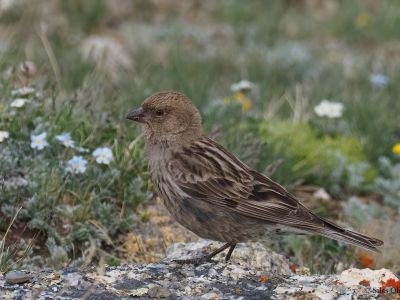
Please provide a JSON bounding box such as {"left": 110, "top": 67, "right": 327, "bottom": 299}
{"left": 172, "top": 256, "right": 216, "bottom": 266}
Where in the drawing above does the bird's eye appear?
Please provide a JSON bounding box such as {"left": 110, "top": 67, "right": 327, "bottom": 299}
{"left": 155, "top": 110, "right": 164, "bottom": 116}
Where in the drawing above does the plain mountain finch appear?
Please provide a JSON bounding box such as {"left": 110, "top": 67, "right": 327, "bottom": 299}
{"left": 126, "top": 91, "right": 383, "bottom": 264}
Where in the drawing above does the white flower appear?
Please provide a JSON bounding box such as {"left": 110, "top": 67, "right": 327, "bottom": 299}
{"left": 65, "top": 156, "right": 88, "bottom": 174}
{"left": 230, "top": 80, "right": 256, "bottom": 93}
{"left": 10, "top": 98, "right": 30, "bottom": 108}
{"left": 30, "top": 132, "right": 49, "bottom": 150}
{"left": 0, "top": 130, "right": 9, "bottom": 142}
{"left": 11, "top": 87, "right": 35, "bottom": 97}
{"left": 369, "top": 73, "right": 388, "bottom": 88}
{"left": 314, "top": 100, "right": 344, "bottom": 118}
{"left": 93, "top": 147, "right": 113, "bottom": 165}
{"left": 55, "top": 132, "right": 75, "bottom": 148}
{"left": 313, "top": 188, "right": 331, "bottom": 201}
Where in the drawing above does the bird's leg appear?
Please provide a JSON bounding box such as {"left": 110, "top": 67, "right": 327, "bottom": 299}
{"left": 224, "top": 244, "right": 236, "bottom": 262}
{"left": 173, "top": 243, "right": 235, "bottom": 265}
{"left": 206, "top": 243, "right": 232, "bottom": 260}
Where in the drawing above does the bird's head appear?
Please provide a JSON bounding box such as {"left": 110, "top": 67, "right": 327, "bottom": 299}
{"left": 126, "top": 91, "right": 203, "bottom": 145}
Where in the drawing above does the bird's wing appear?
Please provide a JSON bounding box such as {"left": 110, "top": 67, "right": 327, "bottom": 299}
{"left": 167, "top": 136, "right": 383, "bottom": 251}
{"left": 167, "top": 136, "right": 322, "bottom": 229}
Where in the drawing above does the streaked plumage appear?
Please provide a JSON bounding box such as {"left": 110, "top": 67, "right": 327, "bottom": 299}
{"left": 126, "top": 91, "right": 383, "bottom": 263}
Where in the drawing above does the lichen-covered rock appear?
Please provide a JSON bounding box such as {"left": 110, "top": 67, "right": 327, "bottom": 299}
{"left": 274, "top": 268, "right": 400, "bottom": 299}
{"left": 339, "top": 268, "right": 398, "bottom": 289}
{"left": 165, "top": 240, "right": 292, "bottom": 275}
{"left": 0, "top": 240, "right": 398, "bottom": 299}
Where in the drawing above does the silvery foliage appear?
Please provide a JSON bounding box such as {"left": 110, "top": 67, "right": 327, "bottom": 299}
{"left": 374, "top": 157, "right": 400, "bottom": 210}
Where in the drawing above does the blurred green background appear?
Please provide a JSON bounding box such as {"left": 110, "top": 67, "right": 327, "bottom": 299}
{"left": 0, "top": 0, "right": 399, "bottom": 274}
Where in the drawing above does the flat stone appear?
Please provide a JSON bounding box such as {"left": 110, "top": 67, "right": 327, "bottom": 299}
{"left": 5, "top": 271, "right": 30, "bottom": 284}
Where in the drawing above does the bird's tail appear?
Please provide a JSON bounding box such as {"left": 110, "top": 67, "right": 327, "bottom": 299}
{"left": 316, "top": 218, "right": 383, "bottom": 252}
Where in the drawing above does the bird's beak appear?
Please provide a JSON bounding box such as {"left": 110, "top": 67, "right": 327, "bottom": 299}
{"left": 126, "top": 107, "right": 145, "bottom": 123}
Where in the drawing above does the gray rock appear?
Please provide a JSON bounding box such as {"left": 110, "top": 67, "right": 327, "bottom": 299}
{"left": 147, "top": 285, "right": 172, "bottom": 298}
{"left": 165, "top": 240, "right": 292, "bottom": 275}
{"left": 5, "top": 270, "right": 30, "bottom": 284}
{"left": 0, "top": 240, "right": 398, "bottom": 299}
{"left": 201, "top": 291, "right": 221, "bottom": 299}
{"left": 114, "top": 278, "right": 146, "bottom": 290}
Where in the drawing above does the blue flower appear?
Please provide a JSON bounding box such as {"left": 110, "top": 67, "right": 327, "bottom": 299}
{"left": 30, "top": 132, "right": 49, "bottom": 150}
{"left": 93, "top": 147, "right": 113, "bottom": 165}
{"left": 55, "top": 132, "right": 75, "bottom": 148}
{"left": 65, "top": 156, "right": 88, "bottom": 174}
{"left": 369, "top": 73, "right": 388, "bottom": 88}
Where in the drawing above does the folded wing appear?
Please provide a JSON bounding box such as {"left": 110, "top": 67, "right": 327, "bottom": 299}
{"left": 167, "top": 136, "right": 383, "bottom": 252}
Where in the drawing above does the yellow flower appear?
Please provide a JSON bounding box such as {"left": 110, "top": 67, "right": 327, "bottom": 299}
{"left": 223, "top": 95, "right": 231, "bottom": 104}
{"left": 234, "top": 91, "right": 252, "bottom": 112}
{"left": 392, "top": 143, "right": 400, "bottom": 155}
{"left": 355, "top": 12, "right": 370, "bottom": 28}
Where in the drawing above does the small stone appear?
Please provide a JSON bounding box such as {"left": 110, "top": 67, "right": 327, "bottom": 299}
{"left": 201, "top": 292, "right": 221, "bottom": 299}
{"left": 5, "top": 271, "right": 30, "bottom": 284}
{"left": 147, "top": 285, "right": 171, "bottom": 298}
{"left": 208, "top": 268, "right": 219, "bottom": 278}
{"left": 129, "top": 287, "right": 149, "bottom": 297}
{"left": 222, "top": 264, "right": 250, "bottom": 281}
{"left": 62, "top": 272, "right": 83, "bottom": 286}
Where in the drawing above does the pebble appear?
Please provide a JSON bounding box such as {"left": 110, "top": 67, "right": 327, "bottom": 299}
{"left": 201, "top": 291, "right": 221, "bottom": 299}
{"left": 147, "top": 285, "right": 172, "bottom": 298}
{"left": 5, "top": 271, "right": 30, "bottom": 284}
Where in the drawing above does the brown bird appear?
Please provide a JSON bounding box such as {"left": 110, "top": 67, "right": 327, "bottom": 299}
{"left": 126, "top": 91, "right": 383, "bottom": 264}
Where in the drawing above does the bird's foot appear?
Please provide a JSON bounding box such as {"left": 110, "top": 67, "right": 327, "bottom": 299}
{"left": 171, "top": 243, "right": 237, "bottom": 265}
{"left": 172, "top": 256, "right": 216, "bottom": 266}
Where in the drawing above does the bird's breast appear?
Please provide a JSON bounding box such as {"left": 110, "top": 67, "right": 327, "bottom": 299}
{"left": 147, "top": 151, "right": 182, "bottom": 212}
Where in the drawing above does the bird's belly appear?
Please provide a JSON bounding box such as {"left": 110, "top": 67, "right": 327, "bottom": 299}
{"left": 152, "top": 171, "right": 266, "bottom": 243}
{"left": 161, "top": 195, "right": 265, "bottom": 243}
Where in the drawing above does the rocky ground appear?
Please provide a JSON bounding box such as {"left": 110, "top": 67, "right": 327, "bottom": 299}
{"left": 1, "top": 240, "right": 399, "bottom": 299}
